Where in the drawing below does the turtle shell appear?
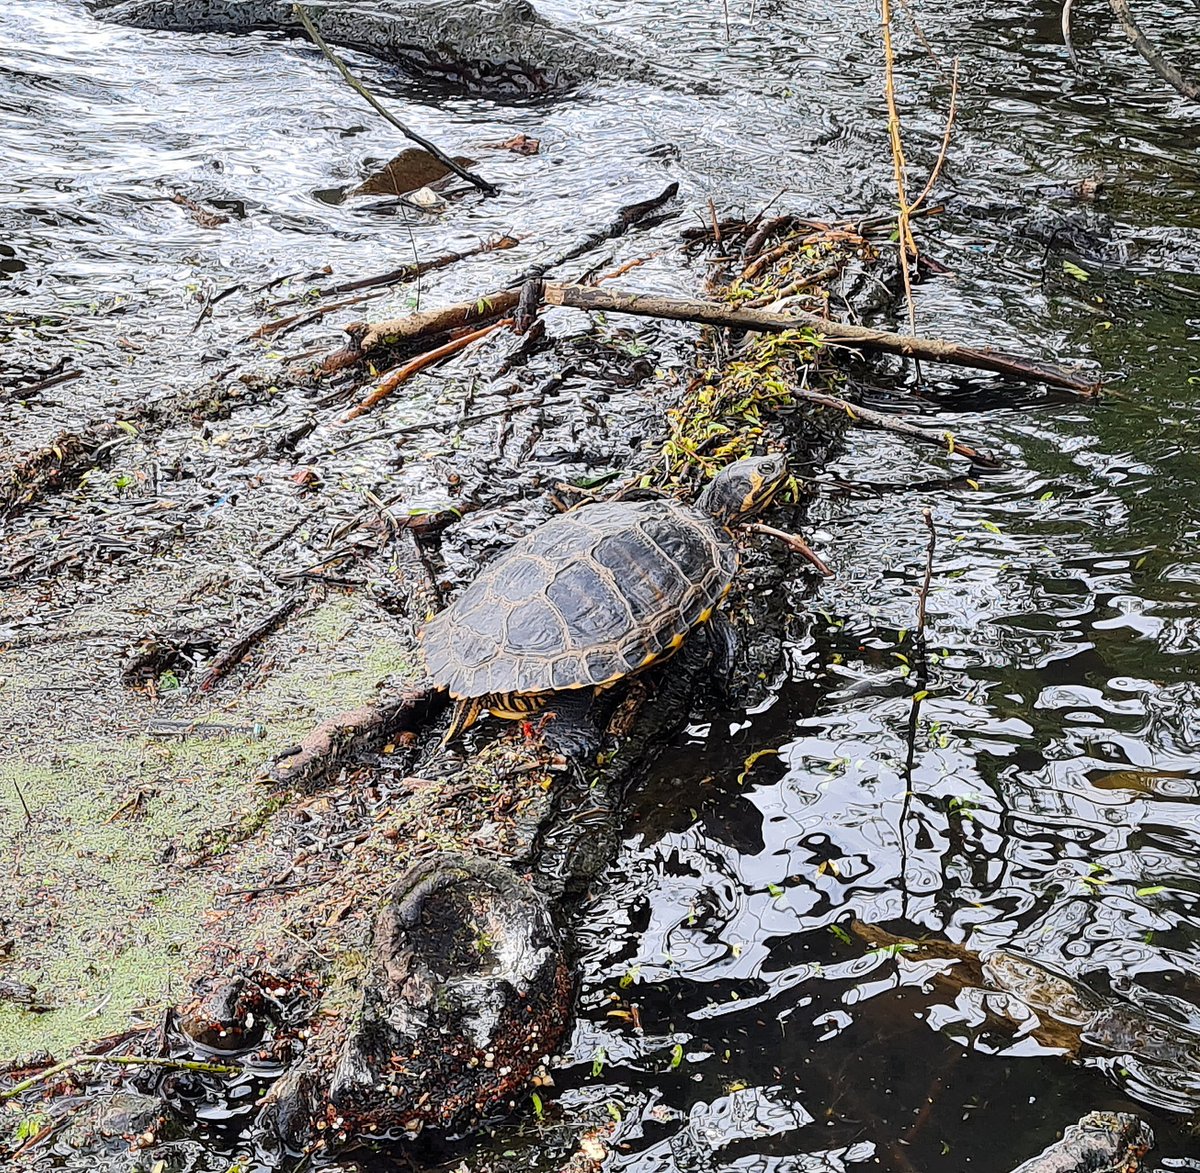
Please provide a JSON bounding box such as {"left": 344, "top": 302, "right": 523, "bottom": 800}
{"left": 420, "top": 499, "right": 737, "bottom": 699}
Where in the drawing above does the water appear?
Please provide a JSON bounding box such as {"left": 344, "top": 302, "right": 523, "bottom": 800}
{"left": 3, "top": 0, "right": 1200, "bottom": 1169}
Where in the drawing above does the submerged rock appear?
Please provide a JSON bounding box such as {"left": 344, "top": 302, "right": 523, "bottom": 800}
{"left": 1007, "top": 1112, "right": 1153, "bottom": 1173}
{"left": 87, "top": 0, "right": 661, "bottom": 94}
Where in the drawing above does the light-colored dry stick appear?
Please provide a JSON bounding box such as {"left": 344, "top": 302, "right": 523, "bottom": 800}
{"left": 910, "top": 56, "right": 960, "bottom": 215}
{"left": 744, "top": 263, "right": 842, "bottom": 308}
{"left": 881, "top": 0, "right": 919, "bottom": 339}
{"left": 748, "top": 522, "right": 834, "bottom": 577}
{"left": 794, "top": 389, "right": 1001, "bottom": 467}
{"left": 342, "top": 320, "right": 510, "bottom": 421}
{"left": 1, "top": 1054, "right": 241, "bottom": 1101}
{"left": 1107, "top": 0, "right": 1200, "bottom": 101}
{"left": 291, "top": 5, "right": 498, "bottom": 193}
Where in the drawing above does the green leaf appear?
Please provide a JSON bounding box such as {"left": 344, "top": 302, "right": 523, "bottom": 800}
{"left": 591, "top": 1047, "right": 607, "bottom": 1078}
{"left": 1038, "top": 490, "right": 1054, "bottom": 502}
{"left": 828, "top": 924, "right": 851, "bottom": 945}
{"left": 669, "top": 1044, "right": 684, "bottom": 1070}
{"left": 1063, "top": 260, "right": 1090, "bottom": 282}
{"left": 1136, "top": 885, "right": 1167, "bottom": 896}
{"left": 767, "top": 882, "right": 785, "bottom": 898}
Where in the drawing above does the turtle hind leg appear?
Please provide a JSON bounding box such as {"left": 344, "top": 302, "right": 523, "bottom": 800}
{"left": 542, "top": 690, "right": 600, "bottom": 763}
{"left": 442, "top": 697, "right": 484, "bottom": 747}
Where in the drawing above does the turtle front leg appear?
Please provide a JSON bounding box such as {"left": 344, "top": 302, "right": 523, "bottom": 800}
{"left": 542, "top": 689, "right": 600, "bottom": 763}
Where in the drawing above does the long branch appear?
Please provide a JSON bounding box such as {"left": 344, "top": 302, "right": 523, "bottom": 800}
{"left": 541, "top": 282, "right": 1101, "bottom": 395}
{"left": 1, "top": 1054, "right": 240, "bottom": 1101}
{"left": 1107, "top": 0, "right": 1200, "bottom": 101}
{"left": 291, "top": 5, "right": 498, "bottom": 193}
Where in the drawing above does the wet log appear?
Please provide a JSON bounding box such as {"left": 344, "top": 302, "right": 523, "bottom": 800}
{"left": 319, "top": 290, "right": 524, "bottom": 374}
{"left": 542, "top": 282, "right": 1102, "bottom": 395}
{"left": 253, "top": 854, "right": 573, "bottom": 1153}
{"left": 268, "top": 685, "right": 446, "bottom": 791}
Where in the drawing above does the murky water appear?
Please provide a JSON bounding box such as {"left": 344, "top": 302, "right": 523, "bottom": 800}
{"left": 4, "top": 0, "right": 1200, "bottom": 1169}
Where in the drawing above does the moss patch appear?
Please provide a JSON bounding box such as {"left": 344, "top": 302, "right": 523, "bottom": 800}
{"left": 0, "top": 591, "right": 417, "bottom": 1061}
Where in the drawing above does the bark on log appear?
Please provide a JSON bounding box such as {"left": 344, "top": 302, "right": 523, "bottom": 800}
{"left": 319, "top": 290, "right": 523, "bottom": 374}
{"left": 542, "top": 282, "right": 1101, "bottom": 395}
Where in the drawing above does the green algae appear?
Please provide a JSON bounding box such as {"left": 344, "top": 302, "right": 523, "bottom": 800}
{"left": 0, "top": 592, "right": 418, "bottom": 1061}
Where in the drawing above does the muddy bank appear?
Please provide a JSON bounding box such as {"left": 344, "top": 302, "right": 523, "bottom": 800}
{"left": 2, "top": 193, "right": 882, "bottom": 1165}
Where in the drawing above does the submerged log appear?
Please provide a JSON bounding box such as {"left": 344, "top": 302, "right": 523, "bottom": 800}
{"left": 1008, "top": 1112, "right": 1153, "bottom": 1173}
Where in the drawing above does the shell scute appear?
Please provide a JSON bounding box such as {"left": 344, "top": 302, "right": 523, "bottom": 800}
{"left": 547, "top": 561, "right": 631, "bottom": 645}
{"left": 420, "top": 498, "right": 736, "bottom": 699}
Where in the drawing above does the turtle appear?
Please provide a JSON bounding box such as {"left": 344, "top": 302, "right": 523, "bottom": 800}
{"left": 419, "top": 454, "right": 789, "bottom": 756}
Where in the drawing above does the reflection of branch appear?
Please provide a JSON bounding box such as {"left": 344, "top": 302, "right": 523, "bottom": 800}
{"left": 1107, "top": 0, "right": 1200, "bottom": 102}
{"left": 900, "top": 509, "right": 937, "bottom": 917}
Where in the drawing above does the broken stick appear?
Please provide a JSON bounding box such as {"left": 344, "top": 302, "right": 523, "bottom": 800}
{"left": 195, "top": 590, "right": 306, "bottom": 694}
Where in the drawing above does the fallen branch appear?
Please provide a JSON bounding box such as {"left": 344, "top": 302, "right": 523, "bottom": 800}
{"left": 747, "top": 522, "right": 834, "bottom": 576}
{"left": 195, "top": 590, "right": 306, "bottom": 694}
{"left": 541, "top": 282, "right": 1101, "bottom": 395}
{"left": 1, "top": 1054, "right": 240, "bottom": 1101}
{"left": 1107, "top": 0, "right": 1200, "bottom": 102}
{"left": 795, "top": 389, "right": 1002, "bottom": 467}
{"left": 264, "top": 236, "right": 518, "bottom": 311}
{"left": 511, "top": 181, "right": 679, "bottom": 285}
{"left": 342, "top": 319, "right": 511, "bottom": 421}
{"left": 292, "top": 5, "right": 497, "bottom": 194}
{"left": 319, "top": 289, "right": 523, "bottom": 374}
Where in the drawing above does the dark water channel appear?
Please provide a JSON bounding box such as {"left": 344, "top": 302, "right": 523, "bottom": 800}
{"left": 4, "top": 0, "right": 1200, "bottom": 1170}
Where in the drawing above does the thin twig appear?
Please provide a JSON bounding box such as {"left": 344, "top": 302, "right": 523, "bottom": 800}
{"left": 914, "top": 507, "right": 936, "bottom": 655}
{"left": 341, "top": 320, "right": 510, "bottom": 421}
{"left": 12, "top": 778, "right": 32, "bottom": 825}
{"left": 910, "top": 56, "right": 960, "bottom": 215}
{"left": 747, "top": 522, "right": 834, "bottom": 577}
{"left": 195, "top": 590, "right": 306, "bottom": 693}
{"left": 291, "top": 5, "right": 498, "bottom": 193}
{"left": 881, "top": 0, "right": 919, "bottom": 338}
{"left": 900, "top": 507, "right": 936, "bottom": 919}
{"left": 1, "top": 1054, "right": 241, "bottom": 1101}
{"left": 1061, "top": 0, "right": 1080, "bottom": 70}
{"left": 795, "top": 390, "right": 1001, "bottom": 467}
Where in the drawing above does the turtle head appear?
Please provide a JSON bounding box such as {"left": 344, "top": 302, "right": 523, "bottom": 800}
{"left": 697, "top": 454, "right": 788, "bottom": 527}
